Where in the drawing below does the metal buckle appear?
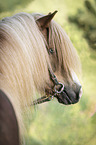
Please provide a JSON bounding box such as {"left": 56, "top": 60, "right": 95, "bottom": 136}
{"left": 54, "top": 83, "right": 64, "bottom": 94}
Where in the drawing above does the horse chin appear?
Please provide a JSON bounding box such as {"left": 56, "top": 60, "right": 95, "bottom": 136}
{"left": 56, "top": 90, "right": 80, "bottom": 105}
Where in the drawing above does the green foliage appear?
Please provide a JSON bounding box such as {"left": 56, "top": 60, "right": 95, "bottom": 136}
{"left": 69, "top": 0, "right": 96, "bottom": 49}
{"left": 85, "top": 0, "right": 96, "bottom": 15}
{"left": 0, "top": 0, "right": 33, "bottom": 12}
{"left": 24, "top": 101, "right": 96, "bottom": 145}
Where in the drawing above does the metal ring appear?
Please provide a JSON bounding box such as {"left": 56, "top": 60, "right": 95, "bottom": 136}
{"left": 54, "top": 83, "right": 64, "bottom": 94}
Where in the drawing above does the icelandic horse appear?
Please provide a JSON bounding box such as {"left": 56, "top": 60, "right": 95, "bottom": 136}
{"left": 0, "top": 11, "right": 82, "bottom": 145}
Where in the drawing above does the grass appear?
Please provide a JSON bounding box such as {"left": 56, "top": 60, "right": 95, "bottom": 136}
{"left": 0, "top": 0, "right": 96, "bottom": 144}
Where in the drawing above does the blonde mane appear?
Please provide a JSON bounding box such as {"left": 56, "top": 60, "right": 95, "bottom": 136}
{"left": 49, "top": 20, "right": 81, "bottom": 82}
{"left": 0, "top": 12, "right": 81, "bottom": 142}
{"left": 0, "top": 12, "right": 52, "bottom": 134}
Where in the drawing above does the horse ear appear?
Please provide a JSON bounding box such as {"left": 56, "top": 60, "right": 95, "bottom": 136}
{"left": 36, "top": 10, "right": 58, "bottom": 30}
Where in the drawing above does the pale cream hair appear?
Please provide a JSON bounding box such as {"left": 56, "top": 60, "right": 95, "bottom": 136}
{"left": 0, "top": 12, "right": 81, "bottom": 143}
{"left": 49, "top": 20, "right": 81, "bottom": 83}
{"left": 0, "top": 12, "right": 51, "bottom": 138}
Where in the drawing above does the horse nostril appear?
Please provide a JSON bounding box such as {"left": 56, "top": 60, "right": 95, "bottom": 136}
{"left": 79, "top": 87, "right": 82, "bottom": 98}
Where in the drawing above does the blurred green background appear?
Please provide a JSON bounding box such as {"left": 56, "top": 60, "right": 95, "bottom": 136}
{"left": 0, "top": 0, "right": 96, "bottom": 145}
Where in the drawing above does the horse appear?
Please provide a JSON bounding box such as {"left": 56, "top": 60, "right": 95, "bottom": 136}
{"left": 0, "top": 11, "right": 82, "bottom": 145}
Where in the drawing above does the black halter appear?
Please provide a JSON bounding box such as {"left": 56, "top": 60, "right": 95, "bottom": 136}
{"left": 32, "top": 69, "right": 65, "bottom": 105}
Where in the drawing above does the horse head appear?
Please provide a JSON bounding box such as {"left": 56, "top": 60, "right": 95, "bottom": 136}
{"left": 35, "top": 11, "right": 82, "bottom": 105}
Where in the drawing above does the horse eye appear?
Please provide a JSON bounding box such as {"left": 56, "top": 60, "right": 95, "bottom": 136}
{"left": 49, "top": 48, "right": 54, "bottom": 54}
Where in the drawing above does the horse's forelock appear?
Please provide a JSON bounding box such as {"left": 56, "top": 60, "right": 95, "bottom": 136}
{"left": 49, "top": 20, "right": 81, "bottom": 84}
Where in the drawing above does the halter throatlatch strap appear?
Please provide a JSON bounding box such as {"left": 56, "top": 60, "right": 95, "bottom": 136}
{"left": 32, "top": 68, "right": 64, "bottom": 105}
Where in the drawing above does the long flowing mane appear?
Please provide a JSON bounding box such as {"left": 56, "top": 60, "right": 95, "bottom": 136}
{"left": 0, "top": 12, "right": 51, "bottom": 102}
{"left": 0, "top": 12, "right": 81, "bottom": 142}
{"left": 49, "top": 20, "right": 81, "bottom": 78}
{"left": 0, "top": 13, "right": 52, "bottom": 133}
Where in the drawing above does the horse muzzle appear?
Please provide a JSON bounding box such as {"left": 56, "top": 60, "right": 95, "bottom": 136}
{"left": 54, "top": 83, "right": 82, "bottom": 105}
